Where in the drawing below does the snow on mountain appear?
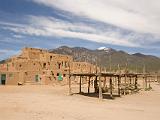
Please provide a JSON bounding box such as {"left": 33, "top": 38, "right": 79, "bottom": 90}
{"left": 97, "top": 47, "right": 111, "bottom": 53}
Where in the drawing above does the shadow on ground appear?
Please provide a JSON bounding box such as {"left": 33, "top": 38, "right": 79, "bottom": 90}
{"left": 75, "top": 92, "right": 120, "bottom": 100}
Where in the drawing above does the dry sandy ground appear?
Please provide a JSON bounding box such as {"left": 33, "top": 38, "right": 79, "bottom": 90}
{"left": 0, "top": 83, "right": 160, "bottom": 120}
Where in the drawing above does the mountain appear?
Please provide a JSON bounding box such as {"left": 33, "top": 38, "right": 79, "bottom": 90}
{"left": 50, "top": 46, "right": 160, "bottom": 73}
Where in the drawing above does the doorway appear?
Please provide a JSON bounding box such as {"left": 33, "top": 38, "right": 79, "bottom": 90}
{"left": 1, "top": 74, "right": 6, "bottom": 85}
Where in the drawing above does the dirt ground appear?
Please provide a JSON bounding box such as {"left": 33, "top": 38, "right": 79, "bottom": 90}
{"left": 0, "top": 83, "right": 160, "bottom": 120}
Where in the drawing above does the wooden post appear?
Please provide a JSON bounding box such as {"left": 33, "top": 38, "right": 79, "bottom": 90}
{"left": 114, "top": 77, "right": 116, "bottom": 86}
{"left": 155, "top": 75, "right": 158, "bottom": 82}
{"left": 94, "top": 76, "right": 98, "bottom": 93}
{"left": 124, "top": 75, "right": 127, "bottom": 95}
{"left": 143, "top": 65, "right": 147, "bottom": 90}
{"left": 79, "top": 76, "right": 82, "bottom": 93}
{"left": 143, "top": 76, "right": 145, "bottom": 90}
{"left": 118, "top": 76, "right": 121, "bottom": 97}
{"left": 88, "top": 65, "right": 92, "bottom": 94}
{"left": 68, "top": 75, "right": 72, "bottom": 95}
{"left": 103, "top": 77, "right": 107, "bottom": 89}
{"left": 68, "top": 62, "right": 72, "bottom": 95}
{"left": 129, "top": 76, "right": 132, "bottom": 85}
{"left": 148, "top": 77, "right": 151, "bottom": 89}
{"left": 110, "top": 77, "right": 113, "bottom": 98}
{"left": 145, "top": 75, "right": 147, "bottom": 89}
{"left": 88, "top": 76, "right": 91, "bottom": 93}
{"left": 99, "top": 75, "right": 103, "bottom": 100}
{"left": 135, "top": 75, "right": 138, "bottom": 89}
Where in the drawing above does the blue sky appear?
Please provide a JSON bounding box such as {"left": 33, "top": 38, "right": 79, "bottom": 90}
{"left": 0, "top": 0, "right": 160, "bottom": 60}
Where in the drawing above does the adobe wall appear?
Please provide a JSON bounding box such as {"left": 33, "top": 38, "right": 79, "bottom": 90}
{"left": 21, "top": 47, "right": 48, "bottom": 60}
{"left": 0, "top": 64, "right": 8, "bottom": 72}
{"left": 0, "top": 72, "right": 21, "bottom": 85}
{"left": 40, "top": 70, "right": 68, "bottom": 85}
{"left": 23, "top": 71, "right": 42, "bottom": 84}
{"left": 0, "top": 47, "right": 96, "bottom": 85}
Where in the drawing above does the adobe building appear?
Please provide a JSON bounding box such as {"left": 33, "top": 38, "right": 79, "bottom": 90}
{"left": 0, "top": 47, "right": 96, "bottom": 85}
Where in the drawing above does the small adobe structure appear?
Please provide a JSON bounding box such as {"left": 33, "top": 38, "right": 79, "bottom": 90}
{"left": 0, "top": 47, "right": 96, "bottom": 85}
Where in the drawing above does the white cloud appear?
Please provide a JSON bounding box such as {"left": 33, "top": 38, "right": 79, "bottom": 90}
{"left": 32, "top": 0, "right": 160, "bottom": 36}
{"left": 2, "top": 15, "right": 139, "bottom": 47}
{"left": 13, "top": 34, "right": 24, "bottom": 39}
{"left": 29, "top": 16, "right": 96, "bottom": 33}
{"left": 0, "top": 21, "right": 24, "bottom": 27}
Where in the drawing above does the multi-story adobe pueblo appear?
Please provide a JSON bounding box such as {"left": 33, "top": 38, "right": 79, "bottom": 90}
{"left": 0, "top": 47, "right": 96, "bottom": 85}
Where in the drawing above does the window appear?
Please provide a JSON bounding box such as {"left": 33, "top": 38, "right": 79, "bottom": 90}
{"left": 50, "top": 56, "right": 52, "bottom": 61}
{"left": 62, "top": 61, "right": 64, "bottom": 67}
{"left": 58, "top": 63, "right": 61, "bottom": 69}
{"left": 57, "top": 73, "right": 59, "bottom": 76}
{"left": 43, "top": 63, "right": 46, "bottom": 68}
